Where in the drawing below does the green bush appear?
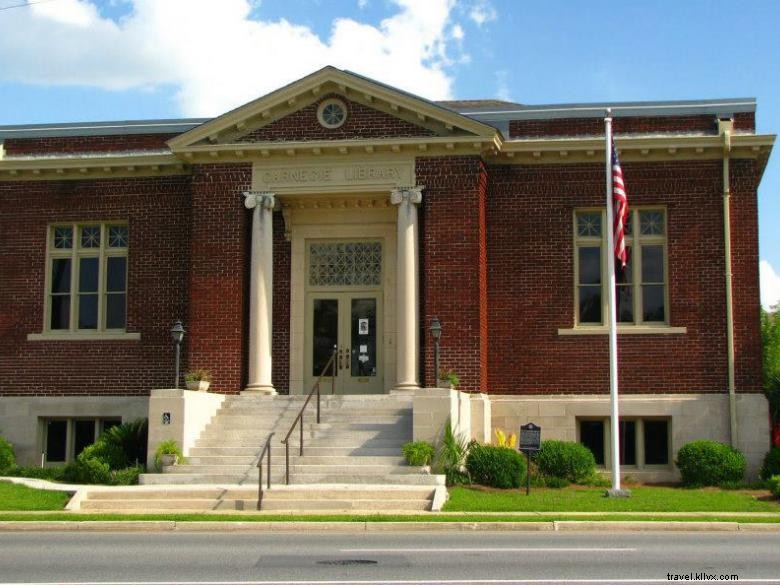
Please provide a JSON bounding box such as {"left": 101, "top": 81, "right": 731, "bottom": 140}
{"left": 111, "top": 465, "right": 143, "bottom": 486}
{"left": 402, "top": 441, "right": 434, "bottom": 466}
{"left": 760, "top": 447, "right": 780, "bottom": 480}
{"left": 675, "top": 440, "right": 746, "bottom": 487}
{"left": 769, "top": 476, "right": 780, "bottom": 497}
{"left": 465, "top": 444, "right": 526, "bottom": 489}
{"left": 0, "top": 436, "right": 15, "bottom": 472}
{"left": 543, "top": 476, "right": 570, "bottom": 489}
{"left": 3, "top": 465, "right": 67, "bottom": 481}
{"left": 534, "top": 440, "right": 596, "bottom": 483}
{"left": 99, "top": 418, "right": 148, "bottom": 468}
{"left": 78, "top": 440, "right": 125, "bottom": 471}
{"left": 63, "top": 456, "right": 112, "bottom": 484}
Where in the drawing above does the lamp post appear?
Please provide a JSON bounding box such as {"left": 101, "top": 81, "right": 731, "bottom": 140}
{"left": 430, "top": 317, "right": 442, "bottom": 387}
{"left": 170, "top": 320, "right": 185, "bottom": 389}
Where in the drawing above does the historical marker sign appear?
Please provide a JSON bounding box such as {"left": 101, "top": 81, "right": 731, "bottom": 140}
{"left": 519, "top": 422, "right": 541, "bottom": 452}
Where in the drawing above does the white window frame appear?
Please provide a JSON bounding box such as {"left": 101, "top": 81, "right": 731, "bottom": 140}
{"left": 573, "top": 207, "right": 670, "bottom": 328}
{"left": 30, "top": 222, "right": 139, "bottom": 340}
{"left": 577, "top": 417, "right": 673, "bottom": 470}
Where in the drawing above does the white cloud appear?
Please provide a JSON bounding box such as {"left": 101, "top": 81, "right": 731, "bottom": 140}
{"left": 468, "top": 0, "right": 496, "bottom": 27}
{"left": 0, "top": 0, "right": 458, "bottom": 116}
{"left": 761, "top": 260, "right": 780, "bottom": 311}
{"left": 495, "top": 69, "right": 510, "bottom": 101}
{"left": 451, "top": 23, "right": 464, "bottom": 40}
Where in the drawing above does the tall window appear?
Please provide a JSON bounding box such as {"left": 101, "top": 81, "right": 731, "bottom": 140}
{"left": 47, "top": 223, "right": 128, "bottom": 332}
{"left": 575, "top": 208, "right": 667, "bottom": 326}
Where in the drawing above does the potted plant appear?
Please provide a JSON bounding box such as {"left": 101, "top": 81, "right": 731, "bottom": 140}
{"left": 438, "top": 369, "right": 460, "bottom": 389}
{"left": 184, "top": 368, "right": 212, "bottom": 392}
{"left": 154, "top": 439, "right": 184, "bottom": 470}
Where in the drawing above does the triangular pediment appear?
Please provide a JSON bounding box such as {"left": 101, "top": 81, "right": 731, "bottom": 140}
{"left": 168, "top": 67, "right": 499, "bottom": 152}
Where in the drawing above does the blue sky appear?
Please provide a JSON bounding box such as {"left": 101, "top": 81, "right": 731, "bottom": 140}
{"left": 0, "top": 0, "right": 778, "bottom": 306}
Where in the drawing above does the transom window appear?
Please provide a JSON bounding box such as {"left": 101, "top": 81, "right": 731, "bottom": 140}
{"left": 575, "top": 208, "right": 668, "bottom": 326}
{"left": 46, "top": 223, "right": 128, "bottom": 332}
{"left": 308, "top": 241, "right": 382, "bottom": 287}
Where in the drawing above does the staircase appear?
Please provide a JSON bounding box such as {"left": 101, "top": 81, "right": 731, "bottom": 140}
{"left": 122, "top": 394, "right": 443, "bottom": 512}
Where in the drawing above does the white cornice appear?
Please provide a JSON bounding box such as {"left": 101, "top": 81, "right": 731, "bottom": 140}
{"left": 0, "top": 153, "right": 188, "bottom": 181}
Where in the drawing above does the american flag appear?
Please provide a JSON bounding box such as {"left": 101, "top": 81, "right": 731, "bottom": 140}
{"left": 612, "top": 139, "right": 629, "bottom": 268}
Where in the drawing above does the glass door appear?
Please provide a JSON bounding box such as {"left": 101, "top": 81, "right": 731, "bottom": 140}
{"left": 305, "top": 292, "right": 383, "bottom": 394}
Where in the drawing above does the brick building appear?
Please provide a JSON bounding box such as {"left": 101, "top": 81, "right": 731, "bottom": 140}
{"left": 0, "top": 67, "right": 775, "bottom": 480}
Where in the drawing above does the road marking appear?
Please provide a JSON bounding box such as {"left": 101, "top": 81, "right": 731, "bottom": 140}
{"left": 340, "top": 548, "right": 637, "bottom": 553}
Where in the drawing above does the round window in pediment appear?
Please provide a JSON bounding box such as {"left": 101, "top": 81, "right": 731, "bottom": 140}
{"left": 317, "top": 98, "right": 348, "bottom": 129}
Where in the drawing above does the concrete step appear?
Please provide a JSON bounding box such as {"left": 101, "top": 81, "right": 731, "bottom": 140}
{"left": 139, "top": 472, "right": 443, "bottom": 486}
{"left": 81, "top": 499, "right": 221, "bottom": 511}
{"left": 258, "top": 499, "right": 431, "bottom": 511}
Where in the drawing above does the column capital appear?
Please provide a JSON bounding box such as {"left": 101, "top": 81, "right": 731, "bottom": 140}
{"left": 243, "top": 191, "right": 276, "bottom": 211}
{"left": 390, "top": 186, "right": 424, "bottom": 206}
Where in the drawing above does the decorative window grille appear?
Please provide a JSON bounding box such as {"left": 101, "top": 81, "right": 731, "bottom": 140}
{"left": 309, "top": 242, "right": 382, "bottom": 287}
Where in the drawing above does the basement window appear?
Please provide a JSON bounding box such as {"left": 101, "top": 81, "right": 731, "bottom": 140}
{"left": 577, "top": 417, "right": 670, "bottom": 469}
{"left": 41, "top": 417, "right": 122, "bottom": 465}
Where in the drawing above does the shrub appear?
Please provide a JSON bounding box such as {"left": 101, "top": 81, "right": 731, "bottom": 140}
{"left": 466, "top": 444, "right": 526, "bottom": 489}
{"left": 433, "top": 419, "right": 470, "bottom": 486}
{"left": 675, "top": 440, "right": 746, "bottom": 487}
{"left": 63, "top": 456, "right": 112, "bottom": 485}
{"left": 78, "top": 440, "right": 125, "bottom": 471}
{"left": 543, "top": 476, "right": 570, "bottom": 489}
{"left": 402, "top": 441, "right": 434, "bottom": 466}
{"left": 111, "top": 465, "right": 143, "bottom": 486}
{"left": 4, "top": 465, "right": 67, "bottom": 481}
{"left": 769, "top": 475, "right": 780, "bottom": 497}
{"left": 534, "top": 440, "right": 596, "bottom": 483}
{"left": 0, "top": 436, "right": 15, "bottom": 472}
{"left": 760, "top": 447, "right": 780, "bottom": 480}
{"left": 99, "top": 418, "right": 148, "bottom": 468}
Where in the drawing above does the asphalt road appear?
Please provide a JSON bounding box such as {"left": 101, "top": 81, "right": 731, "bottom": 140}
{"left": 0, "top": 531, "right": 779, "bottom": 584}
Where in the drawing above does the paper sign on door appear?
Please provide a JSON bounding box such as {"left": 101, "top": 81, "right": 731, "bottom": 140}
{"left": 358, "top": 318, "right": 369, "bottom": 335}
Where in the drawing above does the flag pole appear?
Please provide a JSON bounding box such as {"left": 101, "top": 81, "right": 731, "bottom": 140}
{"left": 605, "top": 109, "right": 627, "bottom": 497}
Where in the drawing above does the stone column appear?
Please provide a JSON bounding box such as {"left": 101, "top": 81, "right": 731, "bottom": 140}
{"left": 243, "top": 191, "right": 276, "bottom": 395}
{"left": 391, "top": 186, "right": 423, "bottom": 391}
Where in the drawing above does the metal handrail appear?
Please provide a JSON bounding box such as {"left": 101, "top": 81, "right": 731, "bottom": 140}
{"left": 281, "top": 345, "right": 337, "bottom": 485}
{"left": 256, "top": 432, "right": 275, "bottom": 510}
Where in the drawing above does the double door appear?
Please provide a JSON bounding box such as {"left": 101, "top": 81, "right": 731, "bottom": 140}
{"left": 305, "top": 292, "right": 383, "bottom": 394}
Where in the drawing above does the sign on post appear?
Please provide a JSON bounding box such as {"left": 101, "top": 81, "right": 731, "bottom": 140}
{"left": 519, "top": 423, "right": 541, "bottom": 495}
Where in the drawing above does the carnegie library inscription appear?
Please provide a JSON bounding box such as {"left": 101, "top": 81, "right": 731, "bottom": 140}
{"left": 254, "top": 162, "right": 413, "bottom": 192}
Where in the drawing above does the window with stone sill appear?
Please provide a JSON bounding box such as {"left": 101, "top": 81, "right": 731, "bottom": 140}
{"left": 574, "top": 208, "right": 668, "bottom": 326}
{"left": 46, "top": 223, "right": 128, "bottom": 333}
{"left": 578, "top": 417, "right": 671, "bottom": 469}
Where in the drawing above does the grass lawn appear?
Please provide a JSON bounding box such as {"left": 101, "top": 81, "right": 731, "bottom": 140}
{"left": 0, "top": 481, "right": 71, "bottom": 511}
{"left": 443, "top": 485, "right": 780, "bottom": 513}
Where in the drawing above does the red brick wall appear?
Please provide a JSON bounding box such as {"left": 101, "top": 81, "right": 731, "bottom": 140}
{"left": 4, "top": 134, "right": 178, "bottom": 156}
{"left": 485, "top": 159, "right": 762, "bottom": 395}
{"left": 417, "top": 156, "right": 488, "bottom": 393}
{"left": 272, "top": 211, "right": 291, "bottom": 393}
{"left": 0, "top": 176, "right": 191, "bottom": 396}
{"left": 239, "top": 94, "right": 436, "bottom": 142}
{"left": 730, "top": 158, "right": 762, "bottom": 393}
{"left": 509, "top": 113, "right": 755, "bottom": 138}
{"left": 187, "top": 164, "right": 251, "bottom": 395}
